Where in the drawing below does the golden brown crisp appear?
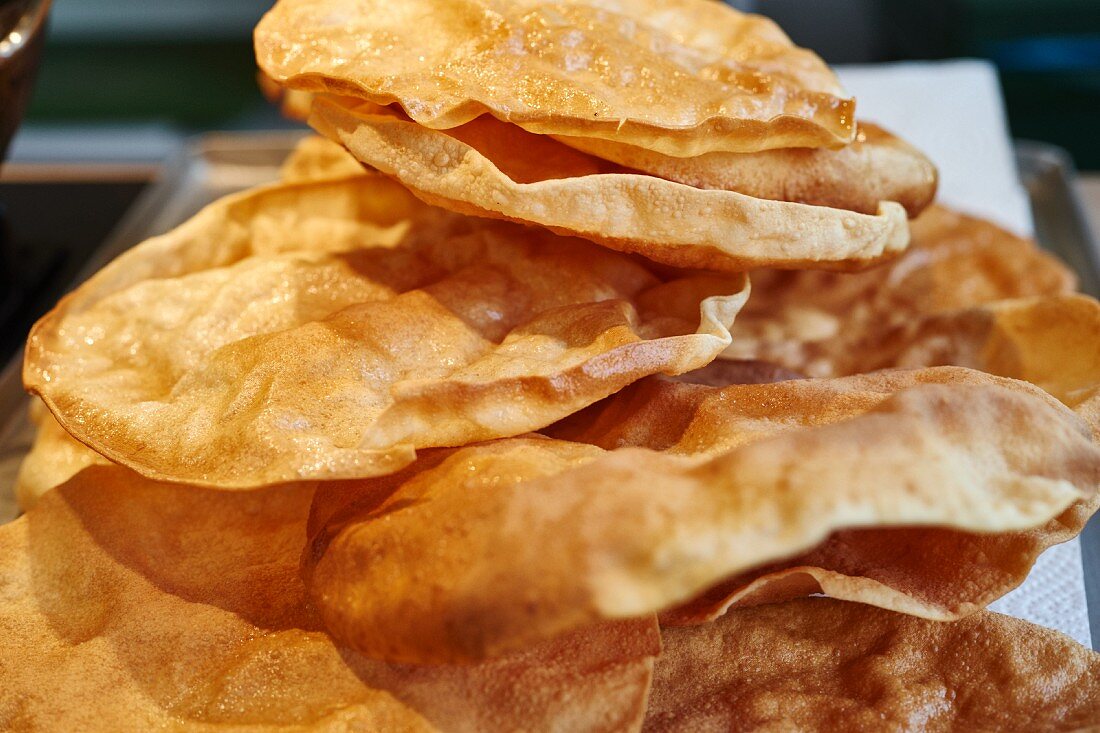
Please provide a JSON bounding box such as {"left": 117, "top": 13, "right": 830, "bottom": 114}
{"left": 304, "top": 368, "right": 1098, "bottom": 664}
{"left": 279, "top": 133, "right": 366, "bottom": 182}
{"left": 646, "top": 598, "right": 1100, "bottom": 732}
{"left": 13, "top": 399, "right": 109, "bottom": 510}
{"left": 556, "top": 122, "right": 938, "bottom": 217}
{"left": 309, "top": 97, "right": 910, "bottom": 272}
{"left": 256, "top": 0, "right": 855, "bottom": 156}
{"left": 728, "top": 205, "right": 1078, "bottom": 375}
{"left": 0, "top": 466, "right": 659, "bottom": 731}
{"left": 24, "top": 175, "right": 748, "bottom": 488}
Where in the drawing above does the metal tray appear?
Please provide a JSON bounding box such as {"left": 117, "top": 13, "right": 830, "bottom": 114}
{"left": 0, "top": 132, "right": 1096, "bottom": 648}
{"left": 1015, "top": 142, "right": 1100, "bottom": 650}
{"left": 1016, "top": 142, "right": 1100, "bottom": 298}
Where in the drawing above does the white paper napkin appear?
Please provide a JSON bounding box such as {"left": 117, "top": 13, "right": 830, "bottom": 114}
{"left": 838, "top": 60, "right": 1033, "bottom": 236}
{"left": 837, "top": 59, "right": 1091, "bottom": 647}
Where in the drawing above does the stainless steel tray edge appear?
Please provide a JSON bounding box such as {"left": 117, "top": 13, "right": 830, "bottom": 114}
{"left": 1016, "top": 141, "right": 1100, "bottom": 298}
{"left": 1015, "top": 141, "right": 1100, "bottom": 651}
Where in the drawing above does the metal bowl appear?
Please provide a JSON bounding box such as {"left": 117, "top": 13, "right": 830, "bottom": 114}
{"left": 0, "top": 0, "right": 51, "bottom": 164}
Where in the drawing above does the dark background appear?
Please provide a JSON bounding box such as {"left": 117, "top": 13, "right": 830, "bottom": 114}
{"left": 14, "top": 0, "right": 1100, "bottom": 168}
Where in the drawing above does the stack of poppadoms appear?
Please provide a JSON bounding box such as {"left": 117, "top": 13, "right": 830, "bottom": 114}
{"left": 5, "top": 1, "right": 1100, "bottom": 730}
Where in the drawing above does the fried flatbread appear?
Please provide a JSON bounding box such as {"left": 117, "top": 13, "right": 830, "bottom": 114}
{"left": 25, "top": 175, "right": 747, "bottom": 488}
{"left": 646, "top": 598, "right": 1100, "bottom": 732}
{"left": 13, "top": 399, "right": 109, "bottom": 510}
{"left": 310, "top": 97, "right": 909, "bottom": 272}
{"left": 256, "top": 0, "right": 854, "bottom": 156}
{"left": 728, "top": 205, "right": 1078, "bottom": 375}
{"left": 304, "top": 368, "right": 1097, "bottom": 663}
{"left": 0, "top": 466, "right": 659, "bottom": 731}
{"left": 555, "top": 122, "right": 937, "bottom": 217}
{"left": 279, "top": 134, "right": 366, "bottom": 183}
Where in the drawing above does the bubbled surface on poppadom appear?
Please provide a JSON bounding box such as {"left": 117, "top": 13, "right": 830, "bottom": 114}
{"left": 309, "top": 97, "right": 909, "bottom": 272}
{"left": 303, "top": 367, "right": 1098, "bottom": 664}
{"left": 646, "top": 597, "right": 1100, "bottom": 732}
{"left": 256, "top": 0, "right": 854, "bottom": 156}
{"left": 555, "top": 122, "right": 937, "bottom": 217}
{"left": 728, "top": 205, "right": 1078, "bottom": 375}
{"left": 24, "top": 174, "right": 748, "bottom": 488}
{"left": 0, "top": 466, "right": 659, "bottom": 731}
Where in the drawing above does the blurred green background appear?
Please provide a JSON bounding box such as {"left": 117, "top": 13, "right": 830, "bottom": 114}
{"left": 22, "top": 1, "right": 275, "bottom": 129}
{"left": 19, "top": 0, "right": 1100, "bottom": 168}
